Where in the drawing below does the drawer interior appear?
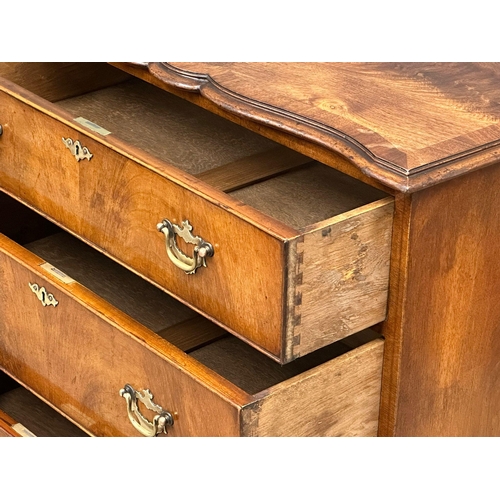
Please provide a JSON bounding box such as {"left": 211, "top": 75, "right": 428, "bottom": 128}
{"left": 1, "top": 192, "right": 383, "bottom": 396}
{"left": 49, "top": 69, "right": 388, "bottom": 231}
{"left": 0, "top": 371, "right": 87, "bottom": 437}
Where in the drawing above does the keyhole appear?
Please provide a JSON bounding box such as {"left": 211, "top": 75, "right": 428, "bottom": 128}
{"left": 40, "top": 290, "right": 46, "bottom": 303}
{"left": 75, "top": 143, "right": 80, "bottom": 156}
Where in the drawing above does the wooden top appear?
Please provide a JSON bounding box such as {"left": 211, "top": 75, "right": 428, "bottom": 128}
{"left": 127, "top": 63, "right": 500, "bottom": 192}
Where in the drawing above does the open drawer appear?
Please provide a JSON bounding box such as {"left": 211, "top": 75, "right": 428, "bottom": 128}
{"left": 0, "top": 63, "right": 393, "bottom": 363}
{"left": 0, "top": 193, "right": 384, "bottom": 436}
{"left": 0, "top": 371, "right": 87, "bottom": 437}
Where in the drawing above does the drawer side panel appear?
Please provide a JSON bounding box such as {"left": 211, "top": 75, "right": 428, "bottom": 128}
{"left": 286, "top": 199, "right": 394, "bottom": 361}
{"left": 241, "top": 339, "right": 384, "bottom": 436}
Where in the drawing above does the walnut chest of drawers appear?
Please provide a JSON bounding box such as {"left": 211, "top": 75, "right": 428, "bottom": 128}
{"left": 1, "top": 62, "right": 500, "bottom": 437}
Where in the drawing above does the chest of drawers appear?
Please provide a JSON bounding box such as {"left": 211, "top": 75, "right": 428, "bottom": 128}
{"left": 1, "top": 62, "right": 500, "bottom": 436}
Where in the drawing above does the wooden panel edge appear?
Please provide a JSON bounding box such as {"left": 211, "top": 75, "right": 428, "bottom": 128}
{"left": 0, "top": 76, "right": 298, "bottom": 240}
{"left": 240, "top": 339, "right": 385, "bottom": 436}
{"left": 0, "top": 369, "right": 92, "bottom": 436}
{"left": 378, "top": 193, "right": 413, "bottom": 436}
{"left": 292, "top": 199, "right": 394, "bottom": 359}
{"left": 283, "top": 236, "right": 302, "bottom": 364}
{"left": 110, "top": 63, "right": 500, "bottom": 195}
{"left": 0, "top": 418, "right": 22, "bottom": 437}
{"left": 109, "top": 63, "right": 409, "bottom": 190}
{"left": 0, "top": 407, "right": 21, "bottom": 437}
{"left": 196, "top": 146, "right": 313, "bottom": 192}
{"left": 0, "top": 233, "right": 251, "bottom": 409}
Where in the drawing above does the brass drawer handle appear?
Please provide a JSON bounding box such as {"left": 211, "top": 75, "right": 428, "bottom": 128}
{"left": 62, "top": 137, "right": 93, "bottom": 161}
{"left": 157, "top": 219, "right": 214, "bottom": 275}
{"left": 28, "top": 283, "right": 59, "bottom": 307}
{"left": 119, "top": 384, "right": 174, "bottom": 437}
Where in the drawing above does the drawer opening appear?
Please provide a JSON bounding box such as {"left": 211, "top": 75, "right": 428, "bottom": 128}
{"left": 0, "top": 65, "right": 394, "bottom": 363}
{"left": 24, "top": 230, "right": 382, "bottom": 394}
{"left": 4, "top": 191, "right": 383, "bottom": 396}
{"left": 188, "top": 328, "right": 380, "bottom": 395}
{"left": 0, "top": 371, "right": 88, "bottom": 437}
{"left": 53, "top": 75, "right": 389, "bottom": 231}
{"left": 0, "top": 62, "right": 132, "bottom": 102}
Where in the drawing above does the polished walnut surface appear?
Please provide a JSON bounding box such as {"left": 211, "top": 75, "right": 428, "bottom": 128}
{"left": 118, "top": 62, "right": 500, "bottom": 192}
{"left": 2, "top": 62, "right": 500, "bottom": 436}
{"left": 0, "top": 197, "right": 384, "bottom": 436}
{"left": 0, "top": 68, "right": 393, "bottom": 362}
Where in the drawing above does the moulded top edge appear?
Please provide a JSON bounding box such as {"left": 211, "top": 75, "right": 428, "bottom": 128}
{"left": 118, "top": 62, "right": 500, "bottom": 193}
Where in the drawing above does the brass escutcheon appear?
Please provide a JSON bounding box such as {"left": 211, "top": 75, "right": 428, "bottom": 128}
{"left": 28, "top": 283, "right": 59, "bottom": 307}
{"left": 62, "top": 137, "right": 93, "bottom": 161}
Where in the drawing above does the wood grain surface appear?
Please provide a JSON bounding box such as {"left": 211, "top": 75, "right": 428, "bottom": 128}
{"left": 0, "top": 75, "right": 393, "bottom": 361}
{"left": 241, "top": 339, "right": 384, "bottom": 436}
{"left": 286, "top": 198, "right": 393, "bottom": 360}
{"left": 0, "top": 79, "right": 288, "bottom": 358}
{"left": 0, "top": 234, "right": 247, "bottom": 436}
{"left": 0, "top": 387, "right": 88, "bottom": 437}
{"left": 0, "top": 62, "right": 129, "bottom": 101}
{"left": 113, "top": 62, "right": 500, "bottom": 192}
{"left": 0, "top": 213, "right": 384, "bottom": 436}
{"left": 232, "top": 162, "right": 386, "bottom": 230}
{"left": 56, "top": 79, "right": 278, "bottom": 176}
{"left": 191, "top": 335, "right": 344, "bottom": 395}
{"left": 379, "top": 162, "right": 500, "bottom": 436}
{"left": 196, "top": 147, "right": 313, "bottom": 192}
{"left": 191, "top": 328, "right": 380, "bottom": 394}
{"left": 110, "top": 63, "right": 394, "bottom": 194}
{"left": 0, "top": 408, "right": 21, "bottom": 437}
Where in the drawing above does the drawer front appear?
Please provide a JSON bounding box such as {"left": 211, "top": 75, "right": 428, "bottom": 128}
{"left": 0, "top": 226, "right": 384, "bottom": 437}
{"left": 0, "top": 78, "right": 393, "bottom": 363}
{"left": 0, "top": 83, "right": 286, "bottom": 358}
{"left": 0, "top": 235, "right": 244, "bottom": 437}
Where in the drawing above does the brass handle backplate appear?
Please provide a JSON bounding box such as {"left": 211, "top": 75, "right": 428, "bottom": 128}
{"left": 157, "top": 219, "right": 214, "bottom": 275}
{"left": 62, "top": 137, "right": 93, "bottom": 161}
{"left": 119, "top": 384, "right": 174, "bottom": 437}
